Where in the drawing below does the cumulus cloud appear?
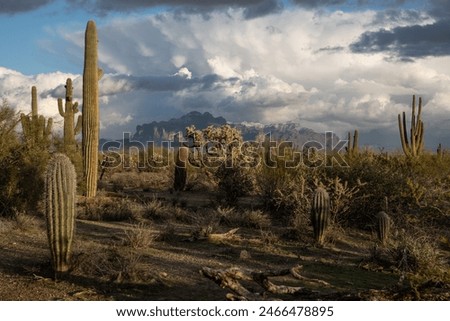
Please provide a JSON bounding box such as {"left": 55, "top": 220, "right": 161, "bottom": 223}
{"left": 10, "top": 4, "right": 450, "bottom": 147}
{"left": 0, "top": 0, "right": 54, "bottom": 14}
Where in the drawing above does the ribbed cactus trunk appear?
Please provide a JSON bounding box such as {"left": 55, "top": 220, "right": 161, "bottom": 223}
{"left": 58, "top": 78, "right": 81, "bottom": 153}
{"left": 173, "top": 146, "right": 189, "bottom": 191}
{"left": 45, "top": 153, "right": 76, "bottom": 274}
{"left": 82, "top": 20, "right": 101, "bottom": 198}
{"left": 347, "top": 129, "right": 359, "bottom": 157}
{"left": 311, "top": 187, "right": 330, "bottom": 245}
{"left": 376, "top": 211, "right": 391, "bottom": 245}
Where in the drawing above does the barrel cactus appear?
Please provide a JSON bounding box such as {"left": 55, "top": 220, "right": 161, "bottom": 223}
{"left": 311, "top": 187, "right": 330, "bottom": 245}
{"left": 45, "top": 153, "right": 77, "bottom": 274}
{"left": 173, "top": 146, "right": 189, "bottom": 191}
{"left": 376, "top": 211, "right": 391, "bottom": 245}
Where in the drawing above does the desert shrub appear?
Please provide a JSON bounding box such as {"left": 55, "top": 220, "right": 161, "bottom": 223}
{"left": 0, "top": 101, "right": 50, "bottom": 217}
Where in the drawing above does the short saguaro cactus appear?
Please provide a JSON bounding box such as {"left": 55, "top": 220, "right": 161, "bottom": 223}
{"left": 45, "top": 153, "right": 77, "bottom": 274}
{"left": 311, "top": 187, "right": 330, "bottom": 245}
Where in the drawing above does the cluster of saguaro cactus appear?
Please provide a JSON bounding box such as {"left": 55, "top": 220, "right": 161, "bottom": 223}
{"left": 45, "top": 153, "right": 76, "bottom": 274}
{"left": 398, "top": 95, "right": 424, "bottom": 157}
{"left": 20, "top": 86, "right": 53, "bottom": 146}
{"left": 311, "top": 187, "right": 330, "bottom": 245}
{"left": 82, "top": 20, "right": 102, "bottom": 198}
{"left": 346, "top": 129, "right": 359, "bottom": 157}
{"left": 58, "top": 78, "right": 81, "bottom": 153}
{"left": 376, "top": 211, "right": 391, "bottom": 245}
{"left": 173, "top": 146, "right": 189, "bottom": 191}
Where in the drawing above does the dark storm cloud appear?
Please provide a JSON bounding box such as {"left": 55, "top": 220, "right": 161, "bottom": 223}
{"left": 67, "top": 0, "right": 283, "bottom": 16}
{"left": 0, "top": 0, "right": 54, "bottom": 14}
{"left": 290, "top": 0, "right": 346, "bottom": 7}
{"left": 43, "top": 72, "right": 239, "bottom": 98}
{"left": 350, "top": 19, "right": 450, "bottom": 59}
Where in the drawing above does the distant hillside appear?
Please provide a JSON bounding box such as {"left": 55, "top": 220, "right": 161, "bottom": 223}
{"left": 130, "top": 111, "right": 339, "bottom": 148}
{"left": 133, "top": 111, "right": 227, "bottom": 143}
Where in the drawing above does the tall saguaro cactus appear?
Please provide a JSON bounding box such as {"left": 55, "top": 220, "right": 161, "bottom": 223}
{"left": 173, "top": 146, "right": 189, "bottom": 191}
{"left": 311, "top": 187, "right": 330, "bottom": 245}
{"left": 82, "top": 20, "right": 102, "bottom": 197}
{"left": 45, "top": 153, "right": 76, "bottom": 274}
{"left": 58, "top": 78, "right": 81, "bottom": 153}
{"left": 347, "top": 129, "right": 359, "bottom": 157}
{"left": 398, "top": 95, "right": 424, "bottom": 157}
{"left": 20, "top": 86, "right": 53, "bottom": 146}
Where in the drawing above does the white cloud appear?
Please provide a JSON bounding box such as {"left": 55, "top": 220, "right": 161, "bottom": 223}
{"left": 3, "top": 6, "right": 449, "bottom": 147}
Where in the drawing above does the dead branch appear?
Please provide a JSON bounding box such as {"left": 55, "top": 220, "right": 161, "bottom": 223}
{"left": 200, "top": 265, "right": 326, "bottom": 300}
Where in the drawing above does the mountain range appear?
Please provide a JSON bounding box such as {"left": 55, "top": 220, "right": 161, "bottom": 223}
{"left": 130, "top": 111, "right": 339, "bottom": 148}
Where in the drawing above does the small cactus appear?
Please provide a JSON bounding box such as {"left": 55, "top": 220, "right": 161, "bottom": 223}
{"left": 58, "top": 78, "right": 81, "bottom": 153}
{"left": 45, "top": 153, "right": 77, "bottom": 274}
{"left": 347, "top": 129, "right": 359, "bottom": 157}
{"left": 398, "top": 95, "right": 424, "bottom": 157}
{"left": 376, "top": 211, "right": 391, "bottom": 245}
{"left": 20, "top": 86, "right": 53, "bottom": 146}
{"left": 173, "top": 146, "right": 189, "bottom": 191}
{"left": 311, "top": 187, "right": 330, "bottom": 245}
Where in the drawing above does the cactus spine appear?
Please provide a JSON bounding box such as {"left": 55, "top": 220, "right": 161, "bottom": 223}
{"left": 82, "top": 20, "right": 102, "bottom": 198}
{"left": 376, "top": 211, "right": 391, "bottom": 245}
{"left": 45, "top": 153, "right": 76, "bottom": 274}
{"left": 58, "top": 78, "right": 81, "bottom": 153}
{"left": 347, "top": 129, "right": 359, "bottom": 157}
{"left": 173, "top": 146, "right": 189, "bottom": 191}
{"left": 311, "top": 187, "right": 330, "bottom": 245}
{"left": 398, "top": 95, "right": 424, "bottom": 157}
{"left": 20, "top": 86, "right": 53, "bottom": 146}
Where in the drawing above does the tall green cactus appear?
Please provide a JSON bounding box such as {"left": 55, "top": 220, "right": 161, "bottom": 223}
{"left": 45, "top": 153, "right": 76, "bottom": 274}
{"left": 311, "top": 187, "right": 330, "bottom": 245}
{"left": 398, "top": 95, "right": 424, "bottom": 157}
{"left": 58, "top": 78, "right": 81, "bottom": 153}
{"left": 20, "top": 86, "right": 53, "bottom": 146}
{"left": 173, "top": 146, "right": 189, "bottom": 191}
{"left": 82, "top": 20, "right": 102, "bottom": 198}
{"left": 376, "top": 211, "right": 391, "bottom": 245}
{"left": 347, "top": 129, "right": 359, "bottom": 157}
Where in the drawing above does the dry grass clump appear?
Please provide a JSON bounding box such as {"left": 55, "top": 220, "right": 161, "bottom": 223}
{"left": 142, "top": 198, "right": 173, "bottom": 222}
{"left": 80, "top": 196, "right": 142, "bottom": 221}
{"left": 215, "top": 206, "right": 271, "bottom": 229}
{"left": 122, "top": 222, "right": 156, "bottom": 249}
{"left": 72, "top": 245, "right": 145, "bottom": 283}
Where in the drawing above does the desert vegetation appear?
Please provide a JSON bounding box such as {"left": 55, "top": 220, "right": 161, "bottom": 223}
{"left": 0, "top": 20, "right": 449, "bottom": 301}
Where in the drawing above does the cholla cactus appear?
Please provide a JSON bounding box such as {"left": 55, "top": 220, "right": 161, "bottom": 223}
{"left": 311, "top": 187, "right": 330, "bottom": 245}
{"left": 376, "top": 211, "right": 391, "bottom": 245}
{"left": 45, "top": 153, "right": 76, "bottom": 274}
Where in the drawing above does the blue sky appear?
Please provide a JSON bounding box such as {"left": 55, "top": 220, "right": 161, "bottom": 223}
{"left": 0, "top": 0, "right": 449, "bottom": 147}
